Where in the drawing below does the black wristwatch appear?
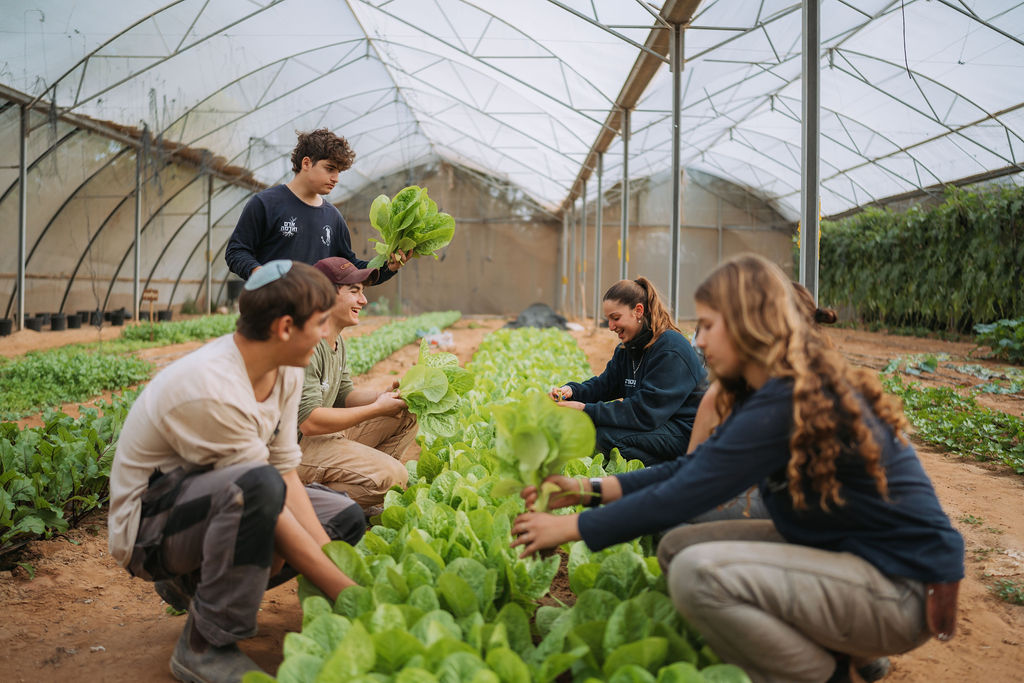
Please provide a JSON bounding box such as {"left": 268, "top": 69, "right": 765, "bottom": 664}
{"left": 585, "top": 477, "right": 603, "bottom": 507}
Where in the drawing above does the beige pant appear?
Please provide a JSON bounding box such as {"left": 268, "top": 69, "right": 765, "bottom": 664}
{"left": 660, "top": 520, "right": 930, "bottom": 683}
{"left": 297, "top": 412, "right": 416, "bottom": 509}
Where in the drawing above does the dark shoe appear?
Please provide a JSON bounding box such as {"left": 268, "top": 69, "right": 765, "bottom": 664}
{"left": 170, "top": 614, "right": 265, "bottom": 683}
{"left": 156, "top": 575, "right": 196, "bottom": 612}
{"left": 855, "top": 657, "right": 891, "bottom": 682}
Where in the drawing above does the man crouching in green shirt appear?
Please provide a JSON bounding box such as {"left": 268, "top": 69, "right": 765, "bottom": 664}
{"left": 295, "top": 257, "right": 416, "bottom": 513}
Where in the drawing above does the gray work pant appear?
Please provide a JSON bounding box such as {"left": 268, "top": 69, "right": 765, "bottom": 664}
{"left": 658, "top": 520, "right": 930, "bottom": 683}
{"left": 127, "top": 462, "right": 364, "bottom": 646}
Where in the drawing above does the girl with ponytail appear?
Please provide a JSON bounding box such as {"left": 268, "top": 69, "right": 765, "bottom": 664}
{"left": 518, "top": 254, "right": 963, "bottom": 683}
{"left": 550, "top": 276, "right": 707, "bottom": 466}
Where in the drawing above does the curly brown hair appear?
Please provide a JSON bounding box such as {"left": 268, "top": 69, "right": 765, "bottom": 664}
{"left": 290, "top": 128, "right": 355, "bottom": 174}
{"left": 694, "top": 254, "right": 907, "bottom": 510}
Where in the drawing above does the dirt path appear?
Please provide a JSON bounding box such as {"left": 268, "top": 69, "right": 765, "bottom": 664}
{"left": 0, "top": 320, "right": 1021, "bottom": 681}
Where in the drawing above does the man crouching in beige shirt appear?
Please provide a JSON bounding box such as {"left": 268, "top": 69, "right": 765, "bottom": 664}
{"left": 108, "top": 260, "right": 365, "bottom": 683}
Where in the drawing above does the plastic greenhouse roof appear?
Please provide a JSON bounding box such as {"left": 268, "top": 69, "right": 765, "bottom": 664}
{"left": 2, "top": 0, "right": 1022, "bottom": 219}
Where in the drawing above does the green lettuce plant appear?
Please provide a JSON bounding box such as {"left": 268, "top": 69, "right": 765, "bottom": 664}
{"left": 488, "top": 392, "right": 596, "bottom": 512}
{"left": 367, "top": 185, "right": 456, "bottom": 268}
{"left": 399, "top": 341, "right": 475, "bottom": 439}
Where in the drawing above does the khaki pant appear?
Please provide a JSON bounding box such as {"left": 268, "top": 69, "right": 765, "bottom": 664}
{"left": 297, "top": 412, "right": 416, "bottom": 509}
{"left": 660, "top": 520, "right": 930, "bottom": 683}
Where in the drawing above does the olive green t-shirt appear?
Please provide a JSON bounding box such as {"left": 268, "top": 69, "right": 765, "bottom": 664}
{"left": 298, "top": 334, "right": 355, "bottom": 434}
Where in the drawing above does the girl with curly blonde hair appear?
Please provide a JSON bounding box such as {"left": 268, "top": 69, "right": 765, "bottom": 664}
{"left": 513, "top": 254, "right": 964, "bottom": 683}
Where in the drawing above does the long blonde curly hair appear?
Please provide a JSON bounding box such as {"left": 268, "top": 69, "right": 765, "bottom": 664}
{"left": 694, "top": 254, "right": 907, "bottom": 510}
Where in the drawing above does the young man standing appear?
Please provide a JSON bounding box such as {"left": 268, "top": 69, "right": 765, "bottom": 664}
{"left": 225, "top": 128, "right": 410, "bottom": 281}
{"left": 108, "top": 261, "right": 365, "bottom": 683}
{"left": 296, "top": 257, "right": 417, "bottom": 513}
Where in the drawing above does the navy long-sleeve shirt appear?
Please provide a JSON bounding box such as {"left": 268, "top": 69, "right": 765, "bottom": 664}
{"left": 225, "top": 184, "right": 396, "bottom": 284}
{"left": 577, "top": 377, "right": 965, "bottom": 584}
{"left": 566, "top": 329, "right": 706, "bottom": 433}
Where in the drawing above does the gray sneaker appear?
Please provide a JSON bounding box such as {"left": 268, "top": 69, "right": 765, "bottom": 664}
{"left": 170, "top": 613, "right": 266, "bottom": 683}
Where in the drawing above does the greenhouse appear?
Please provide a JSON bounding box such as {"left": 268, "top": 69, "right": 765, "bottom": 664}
{"left": 1, "top": 1, "right": 1023, "bottom": 682}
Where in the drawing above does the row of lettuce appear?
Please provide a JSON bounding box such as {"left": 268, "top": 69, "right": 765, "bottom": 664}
{"left": 0, "top": 312, "right": 461, "bottom": 558}
{"left": 251, "top": 327, "right": 750, "bottom": 683}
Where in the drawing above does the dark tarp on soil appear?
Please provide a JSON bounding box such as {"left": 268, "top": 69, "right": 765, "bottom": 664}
{"left": 504, "top": 303, "right": 568, "bottom": 330}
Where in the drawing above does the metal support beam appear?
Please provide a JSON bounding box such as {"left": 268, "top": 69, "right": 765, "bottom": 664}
{"left": 559, "top": 210, "right": 569, "bottom": 313}
{"left": 17, "top": 104, "right": 27, "bottom": 330}
{"left": 594, "top": 153, "right": 604, "bottom": 328}
{"left": 620, "top": 107, "right": 631, "bottom": 281}
{"left": 799, "top": 0, "right": 821, "bottom": 300}
{"left": 569, "top": 202, "right": 576, "bottom": 318}
{"left": 133, "top": 129, "right": 144, "bottom": 322}
{"left": 580, "top": 179, "right": 587, "bottom": 321}
{"left": 669, "top": 23, "right": 683, "bottom": 319}
{"left": 206, "top": 174, "right": 213, "bottom": 314}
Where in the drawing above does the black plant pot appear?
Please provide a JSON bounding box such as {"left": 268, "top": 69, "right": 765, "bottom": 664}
{"left": 67, "top": 313, "right": 82, "bottom": 329}
{"left": 137, "top": 311, "right": 151, "bottom": 321}
{"left": 36, "top": 312, "right": 51, "bottom": 326}
{"left": 0, "top": 318, "right": 12, "bottom": 336}
{"left": 78, "top": 309, "right": 92, "bottom": 321}
{"left": 110, "top": 310, "right": 126, "bottom": 326}
{"left": 157, "top": 309, "right": 173, "bottom": 322}
{"left": 90, "top": 311, "right": 104, "bottom": 326}
{"left": 51, "top": 313, "right": 67, "bottom": 331}
{"left": 25, "top": 317, "right": 43, "bottom": 332}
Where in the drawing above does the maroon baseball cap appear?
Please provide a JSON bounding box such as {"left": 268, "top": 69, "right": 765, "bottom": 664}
{"left": 313, "top": 257, "right": 377, "bottom": 286}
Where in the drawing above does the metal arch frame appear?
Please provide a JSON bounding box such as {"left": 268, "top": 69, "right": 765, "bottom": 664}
{"left": 0, "top": 126, "right": 79, "bottom": 208}
{"left": 30, "top": 1, "right": 288, "bottom": 113}
{"left": 56, "top": 158, "right": 199, "bottom": 312}
{"left": 352, "top": 0, "right": 620, "bottom": 125}
{"left": 139, "top": 186, "right": 253, "bottom": 307}
{"left": 100, "top": 169, "right": 235, "bottom": 311}
{"left": 3, "top": 144, "right": 133, "bottom": 317}
{"left": 603, "top": 9, "right": 1023, "bottom": 216}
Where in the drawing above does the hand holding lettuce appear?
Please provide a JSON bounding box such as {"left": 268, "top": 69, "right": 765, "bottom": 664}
{"left": 367, "top": 185, "right": 455, "bottom": 269}
{"left": 489, "top": 392, "right": 596, "bottom": 512}
{"left": 398, "top": 340, "right": 475, "bottom": 439}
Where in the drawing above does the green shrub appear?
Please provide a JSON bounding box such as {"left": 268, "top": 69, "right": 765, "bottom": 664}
{"left": 974, "top": 318, "right": 1024, "bottom": 364}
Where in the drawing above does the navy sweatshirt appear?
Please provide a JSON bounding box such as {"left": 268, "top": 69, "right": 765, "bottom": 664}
{"left": 577, "top": 377, "right": 965, "bottom": 584}
{"left": 225, "top": 184, "right": 396, "bottom": 284}
{"left": 566, "top": 329, "right": 706, "bottom": 433}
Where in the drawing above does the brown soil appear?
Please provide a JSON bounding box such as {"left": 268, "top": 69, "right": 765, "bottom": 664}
{"left": 1, "top": 319, "right": 1022, "bottom": 681}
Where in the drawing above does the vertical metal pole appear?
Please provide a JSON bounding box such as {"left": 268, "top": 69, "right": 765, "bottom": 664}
{"left": 670, "top": 23, "right": 683, "bottom": 319}
{"left": 580, "top": 179, "right": 587, "bottom": 320}
{"left": 594, "top": 153, "right": 604, "bottom": 328}
{"left": 17, "top": 105, "right": 27, "bottom": 329}
{"left": 620, "top": 108, "right": 630, "bottom": 281}
{"left": 558, "top": 210, "right": 568, "bottom": 313}
{"left": 800, "top": 0, "right": 821, "bottom": 300}
{"left": 569, "top": 202, "right": 576, "bottom": 318}
{"left": 717, "top": 197, "right": 723, "bottom": 264}
{"left": 206, "top": 174, "right": 213, "bottom": 314}
{"left": 134, "top": 131, "right": 143, "bottom": 323}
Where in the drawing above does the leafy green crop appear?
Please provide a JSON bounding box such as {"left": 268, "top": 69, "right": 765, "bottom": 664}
{"left": 884, "top": 374, "right": 1024, "bottom": 474}
{"left": 266, "top": 327, "right": 745, "bottom": 683}
{"left": 367, "top": 185, "right": 456, "bottom": 269}
{"left": 0, "top": 391, "right": 138, "bottom": 559}
{"left": 347, "top": 311, "right": 461, "bottom": 376}
{"left": 119, "top": 313, "right": 239, "bottom": 344}
{"left": 489, "top": 392, "right": 596, "bottom": 511}
{"left": 0, "top": 349, "right": 151, "bottom": 420}
{"left": 974, "top": 318, "right": 1024, "bottom": 364}
{"left": 400, "top": 341, "right": 475, "bottom": 440}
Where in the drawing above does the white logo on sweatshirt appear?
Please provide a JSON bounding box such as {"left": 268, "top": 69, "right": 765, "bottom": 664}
{"left": 321, "top": 226, "right": 331, "bottom": 246}
{"left": 280, "top": 217, "right": 298, "bottom": 237}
